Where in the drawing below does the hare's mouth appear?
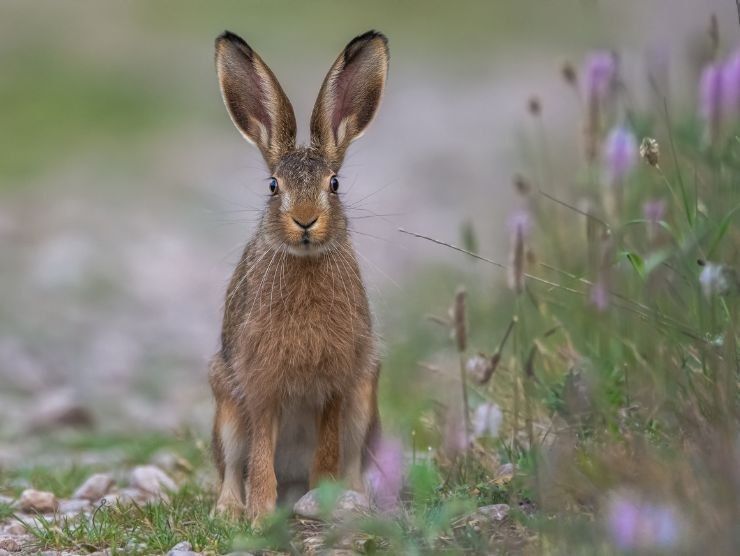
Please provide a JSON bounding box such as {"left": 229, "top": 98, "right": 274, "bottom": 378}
{"left": 283, "top": 234, "right": 332, "bottom": 257}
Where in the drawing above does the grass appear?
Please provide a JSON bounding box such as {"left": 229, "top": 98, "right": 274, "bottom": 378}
{"left": 22, "top": 483, "right": 252, "bottom": 555}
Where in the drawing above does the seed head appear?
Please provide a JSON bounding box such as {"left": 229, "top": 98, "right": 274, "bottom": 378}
{"left": 561, "top": 61, "right": 577, "bottom": 86}
{"left": 513, "top": 174, "right": 531, "bottom": 196}
{"left": 452, "top": 287, "right": 467, "bottom": 352}
{"left": 527, "top": 96, "right": 542, "bottom": 116}
{"left": 466, "top": 352, "right": 499, "bottom": 385}
{"left": 708, "top": 14, "right": 719, "bottom": 55}
{"left": 507, "top": 210, "right": 531, "bottom": 294}
{"left": 639, "top": 137, "right": 660, "bottom": 167}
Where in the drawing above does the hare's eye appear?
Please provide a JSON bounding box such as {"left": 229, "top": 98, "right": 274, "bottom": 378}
{"left": 269, "top": 177, "right": 278, "bottom": 194}
{"left": 329, "top": 176, "right": 340, "bottom": 193}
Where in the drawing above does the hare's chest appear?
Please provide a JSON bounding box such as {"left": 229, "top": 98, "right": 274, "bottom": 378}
{"left": 243, "top": 272, "right": 369, "bottom": 388}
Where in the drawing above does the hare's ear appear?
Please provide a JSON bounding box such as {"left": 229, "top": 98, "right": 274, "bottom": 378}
{"left": 215, "top": 31, "right": 296, "bottom": 171}
{"left": 310, "top": 31, "right": 389, "bottom": 170}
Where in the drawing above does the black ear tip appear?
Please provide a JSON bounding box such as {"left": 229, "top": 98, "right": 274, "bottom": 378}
{"left": 215, "top": 30, "right": 253, "bottom": 56}
{"left": 348, "top": 30, "right": 389, "bottom": 51}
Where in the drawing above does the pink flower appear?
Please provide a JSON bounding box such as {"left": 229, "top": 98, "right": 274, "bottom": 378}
{"left": 366, "top": 436, "right": 405, "bottom": 513}
{"left": 700, "top": 62, "right": 724, "bottom": 144}
{"left": 603, "top": 126, "right": 638, "bottom": 186}
{"left": 722, "top": 50, "right": 740, "bottom": 117}
{"left": 643, "top": 198, "right": 666, "bottom": 240}
{"left": 507, "top": 209, "right": 532, "bottom": 294}
{"left": 643, "top": 198, "right": 666, "bottom": 220}
{"left": 642, "top": 198, "right": 666, "bottom": 223}
{"left": 606, "top": 492, "right": 681, "bottom": 550}
{"left": 442, "top": 408, "right": 469, "bottom": 459}
{"left": 584, "top": 51, "right": 617, "bottom": 102}
{"left": 590, "top": 279, "right": 609, "bottom": 312}
{"left": 471, "top": 403, "right": 502, "bottom": 438}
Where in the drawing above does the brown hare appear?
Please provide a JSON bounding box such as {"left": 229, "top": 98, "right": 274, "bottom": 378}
{"left": 209, "top": 29, "right": 389, "bottom": 521}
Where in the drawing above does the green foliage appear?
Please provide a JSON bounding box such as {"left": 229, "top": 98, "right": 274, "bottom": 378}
{"left": 24, "top": 483, "right": 252, "bottom": 555}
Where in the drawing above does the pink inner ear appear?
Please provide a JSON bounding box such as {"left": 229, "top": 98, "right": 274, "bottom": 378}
{"left": 331, "top": 58, "right": 362, "bottom": 141}
{"left": 244, "top": 68, "right": 271, "bottom": 138}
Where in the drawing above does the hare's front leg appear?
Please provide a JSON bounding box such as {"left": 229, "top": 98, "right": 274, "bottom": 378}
{"left": 310, "top": 395, "right": 341, "bottom": 487}
{"left": 213, "top": 397, "right": 248, "bottom": 518}
{"left": 341, "top": 372, "right": 379, "bottom": 492}
{"left": 245, "top": 404, "right": 279, "bottom": 522}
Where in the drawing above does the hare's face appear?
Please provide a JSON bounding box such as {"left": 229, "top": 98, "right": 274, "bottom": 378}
{"left": 265, "top": 148, "right": 347, "bottom": 256}
{"left": 216, "top": 30, "right": 388, "bottom": 255}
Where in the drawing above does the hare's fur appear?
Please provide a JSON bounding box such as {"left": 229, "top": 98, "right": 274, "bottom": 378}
{"left": 209, "top": 31, "right": 388, "bottom": 520}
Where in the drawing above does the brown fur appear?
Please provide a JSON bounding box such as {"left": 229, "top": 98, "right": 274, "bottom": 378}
{"left": 209, "top": 30, "right": 389, "bottom": 521}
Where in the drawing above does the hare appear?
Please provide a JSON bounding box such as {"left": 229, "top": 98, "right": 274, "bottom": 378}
{"left": 209, "top": 30, "right": 389, "bottom": 520}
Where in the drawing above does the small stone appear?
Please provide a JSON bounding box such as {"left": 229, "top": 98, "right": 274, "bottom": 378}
{"left": 0, "top": 549, "right": 10, "bottom": 556}
{"left": 293, "top": 489, "right": 369, "bottom": 521}
{"left": 333, "top": 490, "right": 370, "bottom": 518}
{"left": 476, "top": 503, "right": 510, "bottom": 522}
{"left": 58, "top": 499, "right": 92, "bottom": 514}
{"left": 2, "top": 522, "right": 25, "bottom": 536}
{"left": 492, "top": 463, "right": 514, "bottom": 485}
{"left": 100, "top": 488, "right": 151, "bottom": 507}
{"left": 17, "top": 489, "right": 57, "bottom": 513}
{"left": 0, "top": 536, "right": 20, "bottom": 552}
{"left": 130, "top": 465, "right": 177, "bottom": 496}
{"left": 27, "top": 389, "right": 94, "bottom": 432}
{"left": 72, "top": 473, "right": 115, "bottom": 501}
{"left": 151, "top": 451, "right": 193, "bottom": 473}
{"left": 0, "top": 495, "right": 14, "bottom": 506}
{"left": 168, "top": 541, "right": 192, "bottom": 553}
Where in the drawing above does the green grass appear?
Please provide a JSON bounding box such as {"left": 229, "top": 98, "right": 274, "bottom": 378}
{"left": 23, "top": 483, "right": 251, "bottom": 555}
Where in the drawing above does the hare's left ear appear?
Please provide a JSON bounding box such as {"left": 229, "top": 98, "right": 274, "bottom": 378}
{"left": 310, "top": 31, "right": 389, "bottom": 170}
{"left": 215, "top": 31, "right": 297, "bottom": 171}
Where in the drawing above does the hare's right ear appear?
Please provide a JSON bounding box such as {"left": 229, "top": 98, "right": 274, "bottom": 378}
{"left": 310, "top": 31, "right": 389, "bottom": 170}
{"left": 215, "top": 31, "right": 296, "bottom": 171}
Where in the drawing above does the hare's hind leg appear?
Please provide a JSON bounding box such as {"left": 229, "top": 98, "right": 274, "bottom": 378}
{"left": 210, "top": 357, "right": 249, "bottom": 517}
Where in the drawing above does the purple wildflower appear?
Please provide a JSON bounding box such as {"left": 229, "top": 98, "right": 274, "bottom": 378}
{"left": 606, "top": 492, "right": 681, "bottom": 550}
{"left": 507, "top": 209, "right": 532, "bottom": 294}
{"left": 471, "top": 403, "right": 503, "bottom": 439}
{"left": 722, "top": 50, "right": 740, "bottom": 117}
{"left": 584, "top": 51, "right": 617, "bottom": 102}
{"left": 366, "top": 436, "right": 404, "bottom": 513}
{"left": 643, "top": 198, "right": 666, "bottom": 240}
{"left": 583, "top": 51, "right": 618, "bottom": 162}
{"left": 603, "top": 126, "right": 638, "bottom": 186}
{"left": 590, "top": 279, "right": 609, "bottom": 312}
{"left": 643, "top": 198, "right": 666, "bottom": 223}
{"left": 442, "top": 407, "right": 469, "bottom": 459}
{"left": 700, "top": 62, "right": 724, "bottom": 144}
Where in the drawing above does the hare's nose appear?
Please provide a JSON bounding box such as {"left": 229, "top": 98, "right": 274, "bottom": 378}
{"left": 292, "top": 216, "right": 318, "bottom": 230}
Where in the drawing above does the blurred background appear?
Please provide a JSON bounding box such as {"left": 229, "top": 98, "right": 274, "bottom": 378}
{"left": 0, "top": 0, "right": 733, "bottom": 465}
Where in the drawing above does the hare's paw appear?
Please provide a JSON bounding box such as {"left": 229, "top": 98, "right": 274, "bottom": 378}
{"left": 214, "top": 492, "right": 245, "bottom": 520}
{"left": 245, "top": 495, "right": 276, "bottom": 527}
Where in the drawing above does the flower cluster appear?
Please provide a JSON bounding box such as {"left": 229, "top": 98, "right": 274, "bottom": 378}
{"left": 699, "top": 49, "right": 740, "bottom": 144}
{"left": 606, "top": 492, "right": 682, "bottom": 551}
